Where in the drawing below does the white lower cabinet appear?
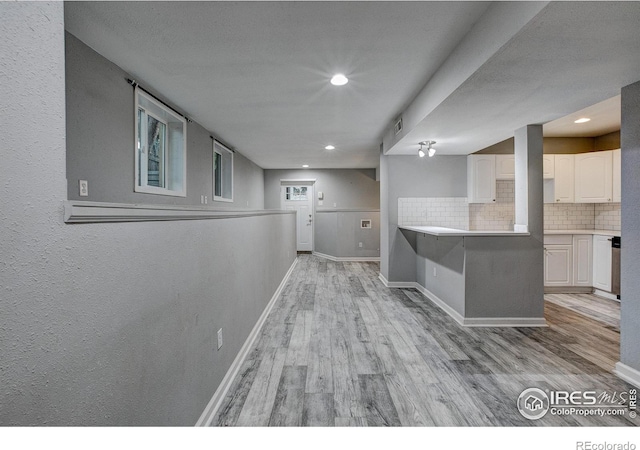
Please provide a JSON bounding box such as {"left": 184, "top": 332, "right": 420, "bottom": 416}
{"left": 543, "top": 234, "right": 592, "bottom": 288}
{"left": 572, "top": 235, "right": 592, "bottom": 286}
{"left": 593, "top": 235, "right": 613, "bottom": 292}
{"left": 544, "top": 244, "right": 573, "bottom": 286}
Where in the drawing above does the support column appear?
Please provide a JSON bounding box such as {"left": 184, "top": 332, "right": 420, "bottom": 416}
{"left": 617, "top": 80, "right": 640, "bottom": 388}
{"left": 514, "top": 124, "right": 544, "bottom": 240}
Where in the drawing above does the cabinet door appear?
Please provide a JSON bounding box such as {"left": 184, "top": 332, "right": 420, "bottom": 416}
{"left": 593, "top": 235, "right": 612, "bottom": 292}
{"left": 544, "top": 245, "right": 573, "bottom": 286}
{"left": 572, "top": 235, "right": 593, "bottom": 286}
{"left": 575, "top": 151, "right": 613, "bottom": 203}
{"left": 554, "top": 154, "right": 575, "bottom": 203}
{"left": 543, "top": 155, "right": 555, "bottom": 179}
{"left": 467, "top": 155, "right": 496, "bottom": 203}
{"left": 495, "top": 154, "right": 515, "bottom": 180}
{"left": 613, "top": 149, "right": 621, "bottom": 203}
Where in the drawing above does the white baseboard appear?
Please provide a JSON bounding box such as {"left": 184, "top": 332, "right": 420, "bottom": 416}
{"left": 615, "top": 362, "right": 640, "bottom": 389}
{"left": 313, "top": 251, "right": 380, "bottom": 262}
{"left": 461, "top": 317, "right": 548, "bottom": 327}
{"left": 195, "top": 257, "right": 299, "bottom": 427}
{"left": 379, "top": 274, "right": 547, "bottom": 328}
{"left": 377, "top": 273, "right": 414, "bottom": 289}
{"left": 412, "top": 282, "right": 466, "bottom": 326}
{"left": 594, "top": 289, "right": 619, "bottom": 301}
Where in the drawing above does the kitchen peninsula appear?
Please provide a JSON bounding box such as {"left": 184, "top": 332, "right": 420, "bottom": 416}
{"left": 392, "top": 225, "right": 546, "bottom": 327}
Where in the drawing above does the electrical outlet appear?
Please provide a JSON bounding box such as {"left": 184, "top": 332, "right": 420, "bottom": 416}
{"left": 204, "top": 196, "right": 208, "bottom": 204}
{"left": 433, "top": 267, "right": 437, "bottom": 277}
{"left": 333, "top": 203, "right": 337, "bottom": 207}
{"left": 200, "top": 195, "right": 204, "bottom": 204}
{"left": 358, "top": 242, "right": 363, "bottom": 248}
{"left": 217, "top": 328, "right": 223, "bottom": 350}
{"left": 79, "top": 180, "right": 88, "bottom": 197}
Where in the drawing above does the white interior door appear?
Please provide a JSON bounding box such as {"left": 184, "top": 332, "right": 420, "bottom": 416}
{"left": 281, "top": 182, "right": 314, "bottom": 252}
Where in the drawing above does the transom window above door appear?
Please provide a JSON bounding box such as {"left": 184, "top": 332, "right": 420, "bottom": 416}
{"left": 285, "top": 186, "right": 308, "bottom": 201}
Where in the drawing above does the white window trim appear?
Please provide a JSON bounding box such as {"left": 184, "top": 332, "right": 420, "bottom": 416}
{"left": 134, "top": 88, "right": 187, "bottom": 197}
{"left": 213, "top": 140, "right": 234, "bottom": 203}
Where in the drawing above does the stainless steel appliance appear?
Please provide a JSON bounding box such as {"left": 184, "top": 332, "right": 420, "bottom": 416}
{"left": 611, "top": 236, "right": 621, "bottom": 299}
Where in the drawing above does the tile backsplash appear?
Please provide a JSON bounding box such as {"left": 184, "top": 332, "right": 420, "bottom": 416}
{"left": 399, "top": 180, "right": 621, "bottom": 232}
{"left": 398, "top": 197, "right": 468, "bottom": 230}
{"left": 469, "top": 180, "right": 515, "bottom": 231}
{"left": 544, "top": 203, "right": 595, "bottom": 230}
{"left": 595, "top": 203, "right": 621, "bottom": 231}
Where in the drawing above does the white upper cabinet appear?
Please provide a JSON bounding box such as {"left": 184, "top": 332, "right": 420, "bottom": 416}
{"left": 495, "top": 154, "right": 515, "bottom": 180}
{"left": 613, "top": 148, "right": 621, "bottom": 203}
{"left": 543, "top": 155, "right": 555, "bottom": 179}
{"left": 468, "top": 155, "right": 496, "bottom": 203}
{"left": 554, "top": 154, "right": 575, "bottom": 203}
{"left": 574, "top": 151, "right": 613, "bottom": 203}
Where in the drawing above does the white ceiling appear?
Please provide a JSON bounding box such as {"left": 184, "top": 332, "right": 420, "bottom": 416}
{"left": 64, "top": 1, "right": 490, "bottom": 169}
{"left": 386, "top": 2, "right": 640, "bottom": 157}
{"left": 64, "top": 2, "right": 640, "bottom": 168}
{"left": 543, "top": 95, "right": 621, "bottom": 138}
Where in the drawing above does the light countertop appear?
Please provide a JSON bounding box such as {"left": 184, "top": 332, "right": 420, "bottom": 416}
{"left": 399, "top": 225, "right": 530, "bottom": 237}
{"left": 544, "top": 229, "right": 621, "bottom": 237}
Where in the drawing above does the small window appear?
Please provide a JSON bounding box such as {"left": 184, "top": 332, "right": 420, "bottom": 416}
{"left": 213, "top": 140, "right": 233, "bottom": 202}
{"left": 134, "top": 88, "right": 186, "bottom": 197}
{"left": 285, "top": 186, "right": 308, "bottom": 201}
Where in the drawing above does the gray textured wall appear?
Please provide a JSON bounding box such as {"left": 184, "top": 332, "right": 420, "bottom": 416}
{"left": 416, "top": 235, "right": 466, "bottom": 316}
{"left": 463, "top": 236, "right": 544, "bottom": 318}
{"left": 265, "top": 169, "right": 379, "bottom": 257}
{"left": 381, "top": 155, "right": 468, "bottom": 282}
{"left": 314, "top": 211, "right": 380, "bottom": 258}
{"left": 336, "top": 211, "right": 380, "bottom": 258}
{"left": 263, "top": 169, "right": 379, "bottom": 210}
{"left": 0, "top": 3, "right": 295, "bottom": 425}
{"left": 314, "top": 212, "right": 337, "bottom": 257}
{"left": 620, "top": 80, "right": 640, "bottom": 373}
{"left": 65, "top": 32, "right": 264, "bottom": 209}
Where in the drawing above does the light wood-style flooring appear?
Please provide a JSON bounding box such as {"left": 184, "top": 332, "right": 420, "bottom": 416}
{"left": 213, "top": 255, "right": 637, "bottom": 427}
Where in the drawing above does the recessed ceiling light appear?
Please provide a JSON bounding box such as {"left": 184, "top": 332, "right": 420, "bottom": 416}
{"left": 574, "top": 118, "right": 591, "bottom": 123}
{"left": 330, "top": 74, "right": 348, "bottom": 86}
{"left": 302, "top": 164, "right": 309, "bottom": 168}
{"left": 325, "top": 145, "right": 335, "bottom": 150}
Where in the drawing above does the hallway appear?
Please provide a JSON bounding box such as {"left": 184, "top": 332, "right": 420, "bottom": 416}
{"left": 213, "top": 255, "right": 637, "bottom": 427}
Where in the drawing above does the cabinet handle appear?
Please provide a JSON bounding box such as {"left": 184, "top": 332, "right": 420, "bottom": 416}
{"left": 608, "top": 198, "right": 611, "bottom": 202}
{"left": 556, "top": 199, "right": 560, "bottom": 202}
{"left": 492, "top": 199, "right": 496, "bottom": 202}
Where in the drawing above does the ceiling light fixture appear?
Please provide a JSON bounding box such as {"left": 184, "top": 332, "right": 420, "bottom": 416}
{"left": 574, "top": 118, "right": 591, "bottom": 124}
{"left": 302, "top": 164, "right": 309, "bottom": 168}
{"left": 325, "top": 145, "right": 335, "bottom": 150}
{"left": 419, "top": 141, "right": 437, "bottom": 158}
{"left": 330, "top": 74, "right": 348, "bottom": 86}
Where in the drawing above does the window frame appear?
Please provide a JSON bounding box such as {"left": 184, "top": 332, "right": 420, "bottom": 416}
{"left": 134, "top": 88, "right": 187, "bottom": 197}
{"left": 213, "top": 140, "right": 234, "bottom": 203}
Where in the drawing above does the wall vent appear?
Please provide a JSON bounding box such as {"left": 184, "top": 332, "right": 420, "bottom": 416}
{"left": 393, "top": 117, "right": 403, "bottom": 136}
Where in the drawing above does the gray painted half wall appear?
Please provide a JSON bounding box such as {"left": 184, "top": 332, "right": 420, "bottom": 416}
{"left": 1, "top": 3, "right": 296, "bottom": 426}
